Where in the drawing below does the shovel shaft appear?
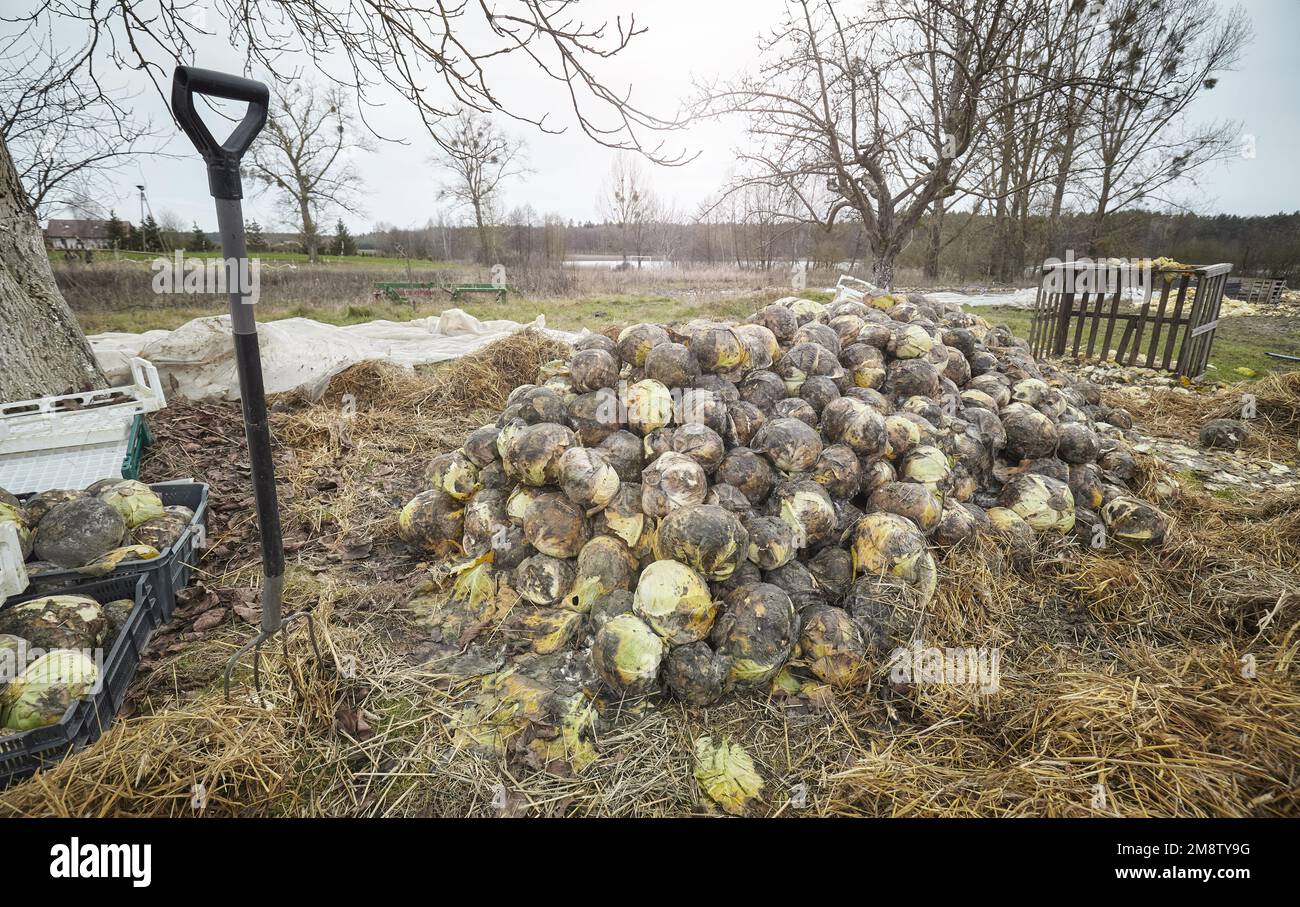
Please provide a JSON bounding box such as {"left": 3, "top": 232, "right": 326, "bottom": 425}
{"left": 215, "top": 196, "right": 285, "bottom": 631}
{"left": 173, "top": 67, "right": 289, "bottom": 642}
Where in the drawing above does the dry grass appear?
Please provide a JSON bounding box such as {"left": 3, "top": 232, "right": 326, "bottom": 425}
{"left": 2, "top": 337, "right": 1297, "bottom": 818}
{"left": 822, "top": 479, "right": 1300, "bottom": 816}
{"left": 63, "top": 259, "right": 823, "bottom": 335}
{"left": 1120, "top": 371, "right": 1300, "bottom": 462}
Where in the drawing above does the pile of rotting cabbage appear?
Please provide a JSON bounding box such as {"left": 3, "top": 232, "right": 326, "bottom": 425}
{"left": 398, "top": 292, "right": 1168, "bottom": 707}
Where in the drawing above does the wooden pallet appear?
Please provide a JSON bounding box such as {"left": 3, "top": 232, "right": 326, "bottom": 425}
{"left": 1226, "top": 276, "right": 1286, "bottom": 305}
{"left": 1030, "top": 261, "right": 1232, "bottom": 380}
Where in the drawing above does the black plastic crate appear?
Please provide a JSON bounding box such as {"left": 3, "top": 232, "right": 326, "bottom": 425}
{"left": 18, "top": 480, "right": 209, "bottom": 623}
{"left": 0, "top": 572, "right": 160, "bottom": 787}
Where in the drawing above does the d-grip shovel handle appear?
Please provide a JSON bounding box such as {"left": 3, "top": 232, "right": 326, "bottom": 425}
{"left": 172, "top": 66, "right": 269, "bottom": 200}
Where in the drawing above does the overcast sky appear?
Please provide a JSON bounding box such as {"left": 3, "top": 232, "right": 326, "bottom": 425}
{"left": 24, "top": 0, "right": 1300, "bottom": 231}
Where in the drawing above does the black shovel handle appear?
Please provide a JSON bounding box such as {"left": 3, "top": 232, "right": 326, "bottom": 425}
{"left": 172, "top": 66, "right": 269, "bottom": 199}
{"left": 172, "top": 66, "right": 285, "bottom": 628}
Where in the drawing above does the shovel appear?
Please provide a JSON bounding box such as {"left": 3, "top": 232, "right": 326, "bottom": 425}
{"left": 171, "top": 66, "right": 321, "bottom": 701}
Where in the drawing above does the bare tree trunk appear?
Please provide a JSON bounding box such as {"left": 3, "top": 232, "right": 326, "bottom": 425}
{"left": 924, "top": 199, "right": 944, "bottom": 280}
{"left": 871, "top": 236, "right": 898, "bottom": 289}
{"left": 0, "top": 135, "right": 105, "bottom": 401}
{"left": 1044, "top": 110, "right": 1080, "bottom": 262}
{"left": 847, "top": 225, "right": 863, "bottom": 273}
{"left": 990, "top": 104, "right": 1016, "bottom": 284}
{"left": 1088, "top": 168, "right": 1113, "bottom": 257}
{"left": 472, "top": 201, "right": 492, "bottom": 265}
{"left": 299, "top": 196, "right": 320, "bottom": 264}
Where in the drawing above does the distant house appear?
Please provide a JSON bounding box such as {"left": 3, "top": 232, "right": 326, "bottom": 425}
{"left": 44, "top": 218, "right": 117, "bottom": 250}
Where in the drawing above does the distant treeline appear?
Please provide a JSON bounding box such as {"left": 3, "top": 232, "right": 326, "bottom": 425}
{"left": 360, "top": 209, "right": 1300, "bottom": 285}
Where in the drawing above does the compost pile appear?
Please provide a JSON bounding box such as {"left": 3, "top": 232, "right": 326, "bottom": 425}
{"left": 397, "top": 293, "right": 1170, "bottom": 705}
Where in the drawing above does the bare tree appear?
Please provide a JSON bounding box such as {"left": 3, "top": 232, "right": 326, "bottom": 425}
{"left": 923, "top": 0, "right": 1248, "bottom": 275}
{"left": 600, "top": 153, "right": 657, "bottom": 267}
{"left": 734, "top": 181, "right": 801, "bottom": 271}
{"left": 1037, "top": 0, "right": 1115, "bottom": 263}
{"left": 432, "top": 209, "right": 456, "bottom": 262}
{"left": 541, "top": 212, "right": 568, "bottom": 264}
{"left": 702, "top": 0, "right": 1063, "bottom": 287}
{"left": 649, "top": 199, "right": 684, "bottom": 265}
{"left": 0, "top": 36, "right": 164, "bottom": 219}
{"left": 507, "top": 204, "right": 539, "bottom": 264}
{"left": 973, "top": 5, "right": 1072, "bottom": 282}
{"left": 156, "top": 209, "right": 187, "bottom": 252}
{"left": 1071, "top": 0, "right": 1249, "bottom": 254}
{"left": 433, "top": 110, "right": 529, "bottom": 265}
{"left": 995, "top": 0, "right": 1251, "bottom": 264}
{"left": 243, "top": 81, "right": 367, "bottom": 263}
{"left": 0, "top": 0, "right": 686, "bottom": 400}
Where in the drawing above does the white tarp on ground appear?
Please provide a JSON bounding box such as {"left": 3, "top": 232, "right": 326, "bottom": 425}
{"left": 918, "top": 288, "right": 1041, "bottom": 308}
{"left": 826, "top": 281, "right": 1046, "bottom": 310}
{"left": 89, "top": 309, "right": 582, "bottom": 402}
{"left": 920, "top": 286, "right": 1148, "bottom": 309}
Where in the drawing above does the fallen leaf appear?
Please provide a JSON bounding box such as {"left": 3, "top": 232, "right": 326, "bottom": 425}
{"left": 694, "top": 736, "right": 763, "bottom": 816}
{"left": 335, "top": 703, "right": 373, "bottom": 740}
{"left": 336, "top": 531, "right": 373, "bottom": 561}
{"left": 177, "top": 583, "right": 219, "bottom": 612}
{"left": 192, "top": 608, "right": 229, "bottom": 632}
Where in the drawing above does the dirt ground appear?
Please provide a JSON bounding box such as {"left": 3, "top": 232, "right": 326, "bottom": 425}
{"left": 2, "top": 331, "right": 1297, "bottom": 818}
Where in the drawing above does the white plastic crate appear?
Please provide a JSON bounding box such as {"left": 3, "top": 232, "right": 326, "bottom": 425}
{"left": 0, "top": 521, "right": 28, "bottom": 600}
{"left": 0, "top": 358, "right": 165, "bottom": 495}
{"left": 0, "top": 439, "right": 131, "bottom": 494}
{"left": 0, "top": 358, "right": 164, "bottom": 454}
{"left": 832, "top": 274, "right": 881, "bottom": 306}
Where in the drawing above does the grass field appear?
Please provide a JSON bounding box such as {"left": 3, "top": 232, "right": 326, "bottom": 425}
{"left": 74, "top": 291, "right": 786, "bottom": 335}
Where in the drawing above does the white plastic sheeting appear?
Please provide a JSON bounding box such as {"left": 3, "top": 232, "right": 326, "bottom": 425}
{"left": 918, "top": 288, "right": 1042, "bottom": 308}
{"left": 89, "top": 309, "right": 582, "bottom": 402}
{"left": 918, "top": 286, "right": 1148, "bottom": 309}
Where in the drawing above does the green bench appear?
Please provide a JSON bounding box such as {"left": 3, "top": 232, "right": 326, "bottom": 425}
{"left": 450, "top": 283, "right": 509, "bottom": 303}
{"left": 373, "top": 282, "right": 509, "bottom": 304}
